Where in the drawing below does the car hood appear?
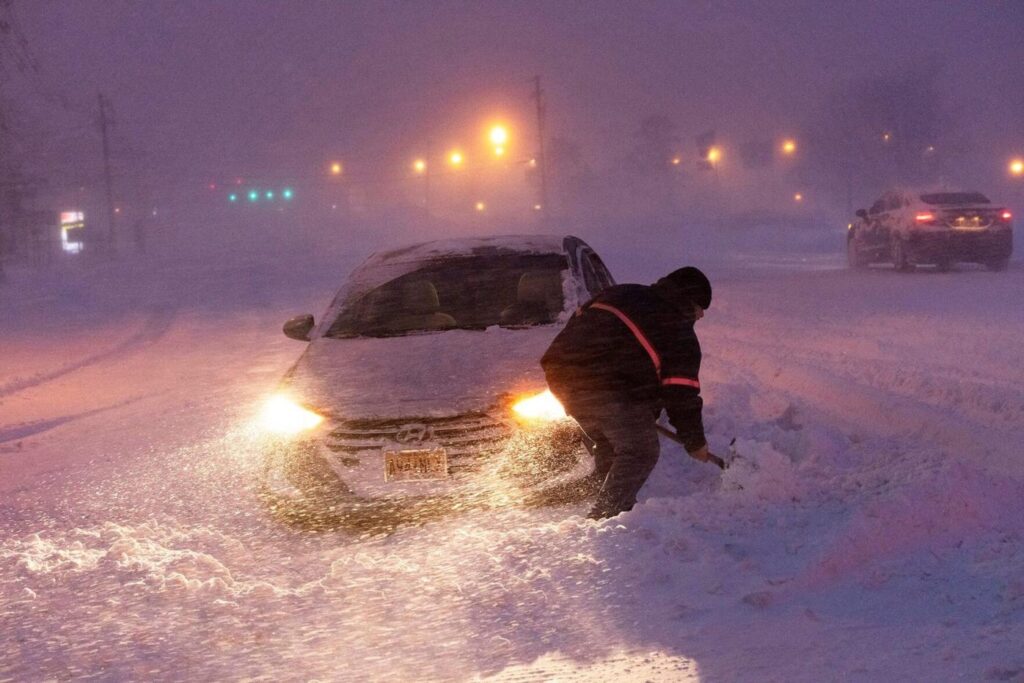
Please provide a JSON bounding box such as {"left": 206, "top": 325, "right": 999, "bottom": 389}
{"left": 283, "top": 326, "right": 560, "bottom": 419}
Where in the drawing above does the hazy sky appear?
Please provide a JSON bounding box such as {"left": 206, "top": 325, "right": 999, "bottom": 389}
{"left": 11, "top": 1, "right": 1024, "bottom": 191}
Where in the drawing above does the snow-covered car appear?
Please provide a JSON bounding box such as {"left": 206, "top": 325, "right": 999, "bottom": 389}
{"left": 847, "top": 189, "right": 1013, "bottom": 271}
{"left": 258, "top": 234, "right": 616, "bottom": 526}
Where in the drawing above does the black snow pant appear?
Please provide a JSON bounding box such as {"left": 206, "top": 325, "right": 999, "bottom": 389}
{"left": 570, "top": 397, "right": 661, "bottom": 520}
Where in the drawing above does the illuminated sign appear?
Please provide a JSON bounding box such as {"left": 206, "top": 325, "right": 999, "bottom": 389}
{"left": 60, "top": 210, "right": 85, "bottom": 254}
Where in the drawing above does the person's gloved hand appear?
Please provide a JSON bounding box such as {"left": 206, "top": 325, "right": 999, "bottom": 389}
{"left": 687, "top": 444, "right": 727, "bottom": 470}
{"left": 688, "top": 444, "right": 710, "bottom": 462}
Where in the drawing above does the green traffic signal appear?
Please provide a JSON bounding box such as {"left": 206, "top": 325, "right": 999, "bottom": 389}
{"left": 228, "top": 193, "right": 238, "bottom": 202}
{"left": 283, "top": 188, "right": 294, "bottom": 200}
{"left": 247, "top": 190, "right": 259, "bottom": 202}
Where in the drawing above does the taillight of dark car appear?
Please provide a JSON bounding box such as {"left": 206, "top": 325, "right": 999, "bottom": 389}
{"left": 915, "top": 212, "right": 936, "bottom": 225}
{"left": 999, "top": 210, "right": 1012, "bottom": 223}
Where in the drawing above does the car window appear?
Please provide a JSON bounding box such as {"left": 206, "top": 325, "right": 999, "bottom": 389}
{"left": 582, "top": 251, "right": 614, "bottom": 293}
{"left": 581, "top": 253, "right": 600, "bottom": 294}
{"left": 585, "top": 252, "right": 614, "bottom": 292}
{"left": 920, "top": 192, "right": 991, "bottom": 205}
{"left": 326, "top": 253, "right": 568, "bottom": 337}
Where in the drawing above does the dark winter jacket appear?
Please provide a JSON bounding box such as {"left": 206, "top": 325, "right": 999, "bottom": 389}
{"left": 541, "top": 281, "right": 706, "bottom": 452}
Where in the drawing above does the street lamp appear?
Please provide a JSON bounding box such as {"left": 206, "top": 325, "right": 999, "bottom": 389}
{"left": 1010, "top": 158, "right": 1024, "bottom": 177}
{"left": 412, "top": 158, "right": 427, "bottom": 174}
{"left": 330, "top": 161, "right": 343, "bottom": 176}
{"left": 706, "top": 146, "right": 722, "bottom": 165}
{"left": 449, "top": 150, "right": 464, "bottom": 167}
{"left": 781, "top": 139, "right": 797, "bottom": 156}
{"left": 489, "top": 125, "right": 508, "bottom": 147}
{"left": 794, "top": 192, "right": 804, "bottom": 202}
{"left": 475, "top": 201, "right": 486, "bottom": 212}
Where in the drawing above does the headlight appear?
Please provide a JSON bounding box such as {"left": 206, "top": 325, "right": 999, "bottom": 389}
{"left": 511, "top": 389, "right": 567, "bottom": 422}
{"left": 261, "top": 395, "right": 324, "bottom": 435}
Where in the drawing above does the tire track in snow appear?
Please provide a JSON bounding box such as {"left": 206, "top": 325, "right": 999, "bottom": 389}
{"left": 0, "top": 306, "right": 177, "bottom": 398}
{"left": 711, "top": 329, "right": 1024, "bottom": 443}
{"left": 707, "top": 331, "right": 1022, "bottom": 488}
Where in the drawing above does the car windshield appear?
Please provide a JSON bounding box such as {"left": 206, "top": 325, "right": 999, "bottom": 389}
{"left": 326, "top": 253, "right": 567, "bottom": 338}
{"left": 920, "top": 192, "right": 990, "bottom": 205}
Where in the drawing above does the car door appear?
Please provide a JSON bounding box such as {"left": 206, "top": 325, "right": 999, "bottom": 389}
{"left": 880, "top": 192, "right": 907, "bottom": 240}
{"left": 864, "top": 195, "right": 889, "bottom": 247}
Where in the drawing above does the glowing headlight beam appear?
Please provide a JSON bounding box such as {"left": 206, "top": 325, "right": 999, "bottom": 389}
{"left": 261, "top": 395, "right": 324, "bottom": 435}
{"left": 512, "top": 389, "right": 567, "bottom": 421}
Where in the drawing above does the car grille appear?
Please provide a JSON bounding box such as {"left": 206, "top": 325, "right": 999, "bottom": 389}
{"left": 324, "top": 412, "right": 513, "bottom": 474}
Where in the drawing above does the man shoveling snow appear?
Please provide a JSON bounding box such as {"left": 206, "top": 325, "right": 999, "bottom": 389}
{"left": 541, "top": 266, "right": 722, "bottom": 519}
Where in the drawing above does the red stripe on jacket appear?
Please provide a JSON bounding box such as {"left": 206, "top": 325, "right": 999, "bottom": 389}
{"left": 589, "top": 302, "right": 700, "bottom": 390}
{"left": 589, "top": 302, "right": 662, "bottom": 375}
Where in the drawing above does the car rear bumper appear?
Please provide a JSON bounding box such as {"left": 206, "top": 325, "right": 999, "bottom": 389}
{"left": 905, "top": 228, "right": 1012, "bottom": 263}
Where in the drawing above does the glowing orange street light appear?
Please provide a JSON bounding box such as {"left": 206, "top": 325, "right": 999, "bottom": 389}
{"left": 475, "top": 201, "right": 486, "bottom": 212}
{"left": 494, "top": 146, "right": 506, "bottom": 157}
{"left": 449, "top": 150, "right": 464, "bottom": 167}
{"left": 527, "top": 158, "right": 537, "bottom": 168}
{"left": 882, "top": 132, "right": 892, "bottom": 143}
{"left": 330, "top": 161, "right": 343, "bottom": 176}
{"left": 671, "top": 156, "right": 682, "bottom": 166}
{"left": 488, "top": 125, "right": 509, "bottom": 147}
{"left": 706, "top": 146, "right": 722, "bottom": 164}
{"left": 412, "top": 158, "right": 427, "bottom": 174}
{"left": 794, "top": 192, "right": 804, "bottom": 202}
{"left": 781, "top": 139, "right": 797, "bottom": 155}
{"left": 1010, "top": 158, "right": 1024, "bottom": 177}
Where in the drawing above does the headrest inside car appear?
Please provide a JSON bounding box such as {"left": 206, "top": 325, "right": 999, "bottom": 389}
{"left": 401, "top": 280, "right": 441, "bottom": 313}
{"left": 517, "top": 270, "right": 562, "bottom": 306}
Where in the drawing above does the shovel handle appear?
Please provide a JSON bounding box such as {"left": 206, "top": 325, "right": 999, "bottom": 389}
{"left": 655, "top": 424, "right": 727, "bottom": 470}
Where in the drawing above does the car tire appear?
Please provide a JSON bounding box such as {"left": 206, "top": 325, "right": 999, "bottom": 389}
{"left": 891, "top": 238, "right": 913, "bottom": 272}
{"left": 847, "top": 236, "right": 868, "bottom": 269}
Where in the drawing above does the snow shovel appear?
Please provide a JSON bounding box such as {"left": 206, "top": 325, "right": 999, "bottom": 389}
{"left": 655, "top": 424, "right": 728, "bottom": 469}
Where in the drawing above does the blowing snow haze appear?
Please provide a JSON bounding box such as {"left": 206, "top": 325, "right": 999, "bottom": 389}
{"left": 4, "top": 0, "right": 1024, "bottom": 246}
{"left": 3, "top": 2, "right": 1024, "bottom": 682}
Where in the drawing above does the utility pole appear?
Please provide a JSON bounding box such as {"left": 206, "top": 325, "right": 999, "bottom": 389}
{"left": 424, "top": 137, "right": 433, "bottom": 218}
{"left": 97, "top": 92, "right": 117, "bottom": 255}
{"left": 532, "top": 75, "right": 549, "bottom": 222}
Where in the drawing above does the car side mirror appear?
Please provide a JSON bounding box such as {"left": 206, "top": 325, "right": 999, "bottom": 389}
{"left": 855, "top": 209, "right": 868, "bottom": 219}
{"left": 283, "top": 314, "right": 315, "bottom": 341}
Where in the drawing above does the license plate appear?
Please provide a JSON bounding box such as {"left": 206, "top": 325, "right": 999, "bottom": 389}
{"left": 384, "top": 448, "right": 448, "bottom": 482}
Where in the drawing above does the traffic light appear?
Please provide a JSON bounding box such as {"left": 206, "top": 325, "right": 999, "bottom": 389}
{"left": 231, "top": 188, "right": 295, "bottom": 205}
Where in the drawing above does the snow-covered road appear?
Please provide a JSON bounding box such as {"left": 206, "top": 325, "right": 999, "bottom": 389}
{"left": 2, "top": 239, "right": 1023, "bottom": 681}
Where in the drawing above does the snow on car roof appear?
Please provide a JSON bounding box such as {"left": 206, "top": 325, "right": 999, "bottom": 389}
{"left": 361, "top": 234, "right": 567, "bottom": 268}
